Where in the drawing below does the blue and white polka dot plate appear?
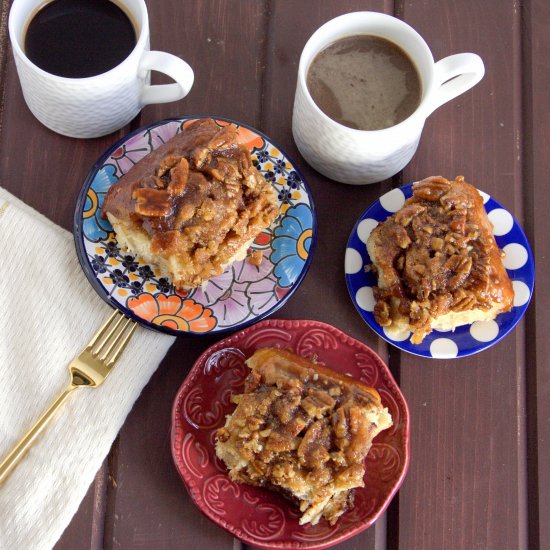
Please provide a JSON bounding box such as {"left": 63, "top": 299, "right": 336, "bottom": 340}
{"left": 345, "top": 184, "right": 534, "bottom": 359}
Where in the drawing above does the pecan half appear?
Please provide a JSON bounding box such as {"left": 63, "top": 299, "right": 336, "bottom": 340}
{"left": 132, "top": 188, "right": 172, "bottom": 217}
{"left": 413, "top": 177, "right": 451, "bottom": 201}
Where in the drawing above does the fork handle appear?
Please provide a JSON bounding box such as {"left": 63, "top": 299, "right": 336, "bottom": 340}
{"left": 0, "top": 385, "right": 76, "bottom": 484}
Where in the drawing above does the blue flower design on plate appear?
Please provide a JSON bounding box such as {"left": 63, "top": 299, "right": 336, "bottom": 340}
{"left": 271, "top": 203, "right": 313, "bottom": 288}
{"left": 287, "top": 170, "right": 301, "bottom": 189}
{"left": 256, "top": 150, "right": 270, "bottom": 163}
{"left": 82, "top": 164, "right": 117, "bottom": 241}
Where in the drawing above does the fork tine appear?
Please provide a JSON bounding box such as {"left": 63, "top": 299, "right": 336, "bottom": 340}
{"left": 103, "top": 320, "right": 137, "bottom": 367}
{"left": 95, "top": 314, "right": 131, "bottom": 360}
{"left": 86, "top": 309, "right": 125, "bottom": 353}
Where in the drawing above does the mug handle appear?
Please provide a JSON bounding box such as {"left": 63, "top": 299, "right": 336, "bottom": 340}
{"left": 430, "top": 53, "right": 485, "bottom": 113}
{"left": 139, "top": 51, "right": 194, "bottom": 105}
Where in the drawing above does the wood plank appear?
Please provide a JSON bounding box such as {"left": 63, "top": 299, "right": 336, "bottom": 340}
{"left": 0, "top": 0, "right": 11, "bottom": 137}
{"left": 258, "top": 2, "right": 394, "bottom": 549}
{"left": 103, "top": 340, "right": 238, "bottom": 550}
{"left": 398, "top": 1, "right": 528, "bottom": 549}
{"left": 139, "top": 0, "right": 270, "bottom": 129}
{"left": 54, "top": 463, "right": 107, "bottom": 550}
{"left": 104, "top": 1, "right": 267, "bottom": 548}
{"left": 522, "top": 1, "right": 550, "bottom": 548}
{"left": 0, "top": 5, "right": 123, "bottom": 550}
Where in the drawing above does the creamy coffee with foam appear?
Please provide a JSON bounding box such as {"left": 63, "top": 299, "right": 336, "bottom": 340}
{"left": 306, "top": 35, "right": 422, "bottom": 131}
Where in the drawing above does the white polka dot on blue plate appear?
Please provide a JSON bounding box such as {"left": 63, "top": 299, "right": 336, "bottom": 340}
{"left": 357, "top": 218, "right": 379, "bottom": 244}
{"left": 380, "top": 188, "right": 406, "bottom": 212}
{"left": 433, "top": 325, "right": 452, "bottom": 333}
{"left": 430, "top": 338, "right": 459, "bottom": 358}
{"left": 383, "top": 326, "right": 411, "bottom": 342}
{"left": 478, "top": 190, "right": 490, "bottom": 204}
{"left": 345, "top": 248, "right": 363, "bottom": 275}
{"left": 356, "top": 286, "right": 375, "bottom": 311}
{"left": 470, "top": 320, "right": 500, "bottom": 342}
{"left": 345, "top": 183, "right": 534, "bottom": 359}
{"left": 502, "top": 243, "right": 528, "bottom": 270}
{"left": 488, "top": 208, "right": 514, "bottom": 236}
{"left": 512, "top": 280, "right": 530, "bottom": 307}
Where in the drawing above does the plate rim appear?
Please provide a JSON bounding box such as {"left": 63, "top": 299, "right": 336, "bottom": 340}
{"left": 345, "top": 182, "right": 535, "bottom": 359}
{"left": 73, "top": 115, "right": 317, "bottom": 337}
{"left": 170, "top": 318, "right": 410, "bottom": 549}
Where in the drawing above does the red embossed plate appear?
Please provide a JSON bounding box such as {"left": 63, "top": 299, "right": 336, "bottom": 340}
{"left": 171, "top": 319, "right": 410, "bottom": 549}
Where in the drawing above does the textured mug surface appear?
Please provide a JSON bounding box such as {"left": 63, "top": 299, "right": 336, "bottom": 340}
{"left": 292, "top": 12, "right": 485, "bottom": 185}
{"left": 8, "top": 0, "right": 194, "bottom": 138}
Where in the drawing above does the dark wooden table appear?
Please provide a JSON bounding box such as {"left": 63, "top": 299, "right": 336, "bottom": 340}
{"left": 1, "top": 0, "right": 548, "bottom": 548}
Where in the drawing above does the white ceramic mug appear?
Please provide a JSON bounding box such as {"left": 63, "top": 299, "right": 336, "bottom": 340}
{"left": 8, "top": 0, "right": 194, "bottom": 138}
{"left": 292, "top": 12, "right": 485, "bottom": 185}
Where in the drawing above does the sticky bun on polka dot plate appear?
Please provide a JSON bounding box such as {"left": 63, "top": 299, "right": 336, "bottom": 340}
{"left": 345, "top": 176, "right": 534, "bottom": 359}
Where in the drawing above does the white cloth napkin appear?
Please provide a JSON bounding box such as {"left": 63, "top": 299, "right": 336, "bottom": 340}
{"left": 0, "top": 187, "right": 175, "bottom": 549}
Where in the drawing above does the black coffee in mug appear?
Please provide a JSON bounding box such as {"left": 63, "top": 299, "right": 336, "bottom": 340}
{"left": 24, "top": 0, "right": 137, "bottom": 78}
{"left": 306, "top": 35, "right": 422, "bottom": 131}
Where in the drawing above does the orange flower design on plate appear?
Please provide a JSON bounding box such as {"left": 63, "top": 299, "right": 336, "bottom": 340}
{"left": 235, "top": 126, "right": 264, "bottom": 150}
{"left": 127, "top": 293, "right": 217, "bottom": 333}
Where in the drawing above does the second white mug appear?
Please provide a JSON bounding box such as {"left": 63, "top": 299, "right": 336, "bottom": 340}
{"left": 292, "top": 12, "right": 485, "bottom": 185}
{"left": 8, "top": 0, "right": 194, "bottom": 139}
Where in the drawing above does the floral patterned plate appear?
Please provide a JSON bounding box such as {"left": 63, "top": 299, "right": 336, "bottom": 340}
{"left": 171, "top": 319, "right": 410, "bottom": 550}
{"left": 74, "top": 117, "right": 316, "bottom": 335}
{"left": 345, "top": 184, "right": 534, "bottom": 358}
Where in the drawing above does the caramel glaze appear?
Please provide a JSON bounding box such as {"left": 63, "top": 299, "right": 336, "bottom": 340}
{"left": 216, "top": 348, "right": 392, "bottom": 525}
{"left": 103, "top": 120, "right": 255, "bottom": 235}
{"left": 244, "top": 348, "right": 383, "bottom": 468}
{"left": 101, "top": 118, "right": 279, "bottom": 288}
{"left": 370, "top": 176, "right": 514, "bottom": 343}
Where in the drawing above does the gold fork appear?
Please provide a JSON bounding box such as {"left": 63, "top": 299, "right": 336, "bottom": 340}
{"left": 0, "top": 309, "right": 137, "bottom": 484}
